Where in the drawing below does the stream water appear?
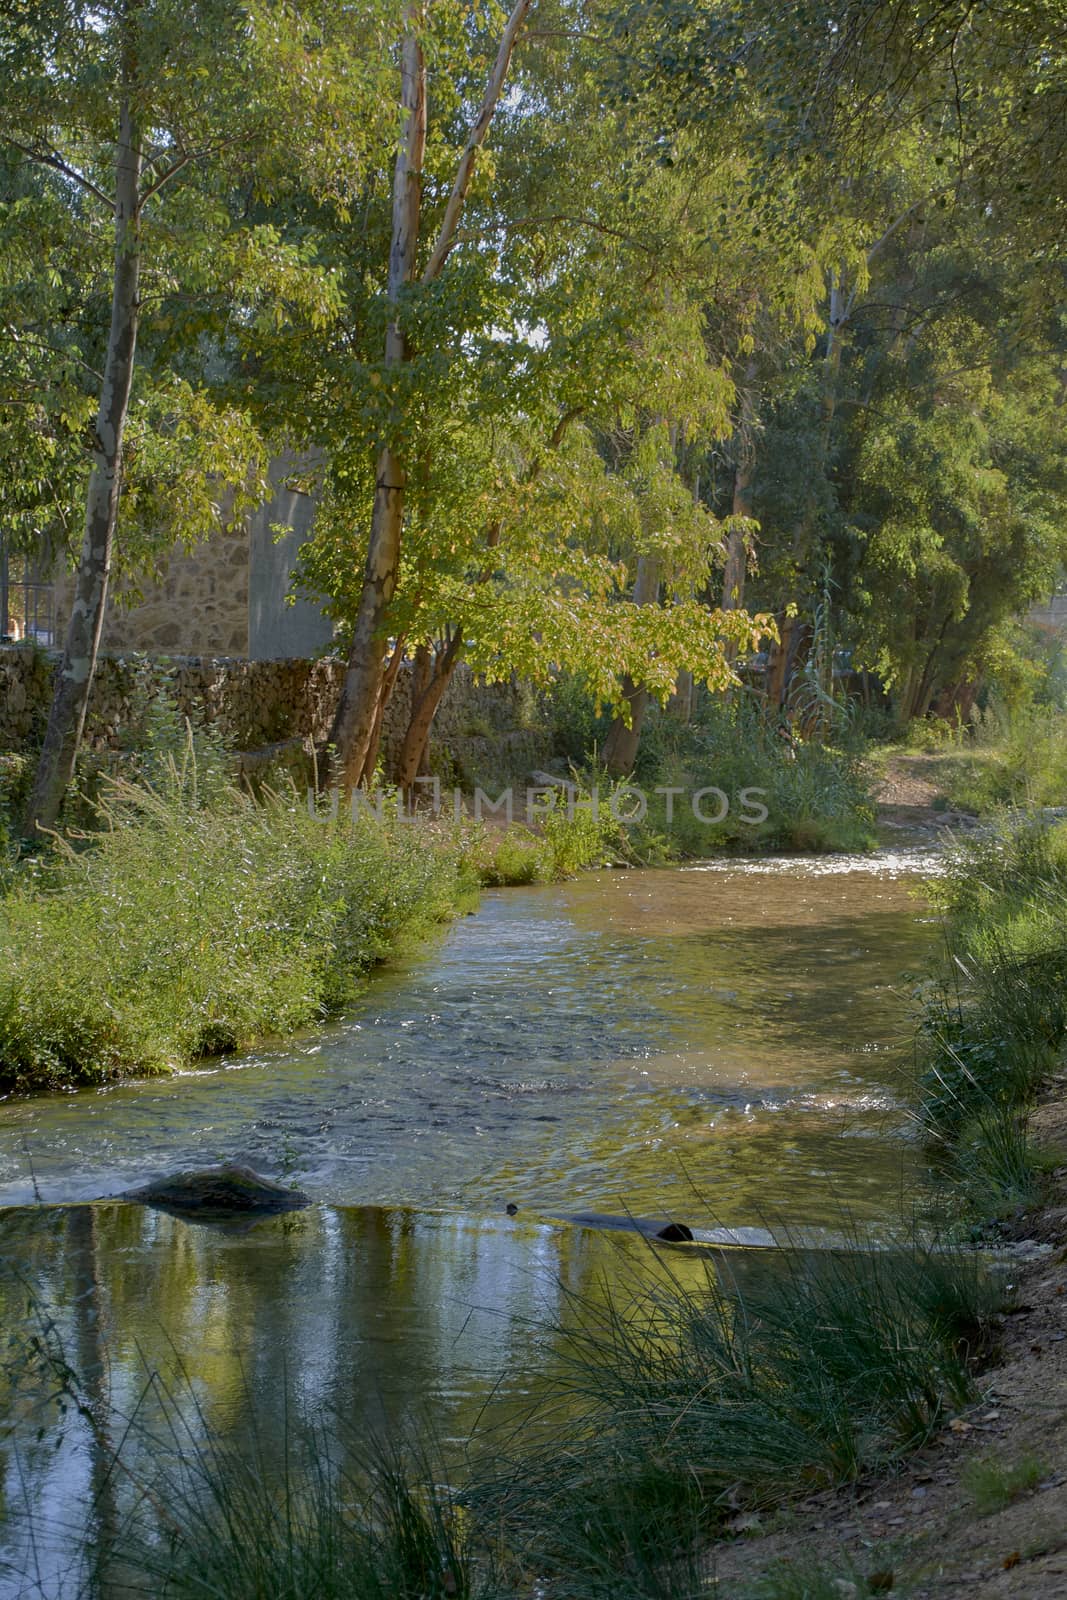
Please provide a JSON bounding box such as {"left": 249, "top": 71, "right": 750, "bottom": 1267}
{"left": 0, "top": 848, "right": 940, "bottom": 1596}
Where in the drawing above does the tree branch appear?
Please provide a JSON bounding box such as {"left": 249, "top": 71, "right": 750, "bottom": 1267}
{"left": 1, "top": 136, "right": 114, "bottom": 211}
{"left": 421, "top": 0, "right": 535, "bottom": 284}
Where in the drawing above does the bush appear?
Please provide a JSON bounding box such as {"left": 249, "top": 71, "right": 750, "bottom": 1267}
{"left": 935, "top": 705, "right": 1067, "bottom": 814}
{"left": 117, "top": 1408, "right": 505, "bottom": 1600}
{"left": 0, "top": 770, "right": 468, "bottom": 1090}
{"left": 619, "top": 698, "right": 876, "bottom": 857}
{"left": 465, "top": 791, "right": 619, "bottom": 886}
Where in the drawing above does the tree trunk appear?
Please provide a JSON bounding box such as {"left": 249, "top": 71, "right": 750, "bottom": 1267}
{"left": 358, "top": 632, "right": 407, "bottom": 787}
{"left": 766, "top": 616, "right": 794, "bottom": 709}
{"left": 392, "top": 628, "right": 465, "bottom": 790}
{"left": 328, "top": 0, "right": 533, "bottom": 791}
{"left": 668, "top": 669, "right": 693, "bottom": 721}
{"left": 23, "top": 97, "right": 142, "bottom": 836}
{"left": 722, "top": 361, "right": 757, "bottom": 664}
{"left": 764, "top": 270, "right": 845, "bottom": 716}
{"left": 328, "top": 26, "right": 426, "bottom": 792}
{"left": 603, "top": 554, "right": 659, "bottom": 775}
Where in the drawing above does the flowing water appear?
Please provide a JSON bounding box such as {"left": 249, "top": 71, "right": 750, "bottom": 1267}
{"left": 0, "top": 849, "right": 940, "bottom": 1595}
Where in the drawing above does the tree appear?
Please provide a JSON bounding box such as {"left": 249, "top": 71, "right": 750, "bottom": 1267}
{"left": 326, "top": 0, "right": 537, "bottom": 791}
{"left": 3, "top": 0, "right": 367, "bottom": 832}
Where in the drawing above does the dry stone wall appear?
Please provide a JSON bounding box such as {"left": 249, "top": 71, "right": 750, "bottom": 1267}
{"left": 0, "top": 647, "right": 552, "bottom": 782}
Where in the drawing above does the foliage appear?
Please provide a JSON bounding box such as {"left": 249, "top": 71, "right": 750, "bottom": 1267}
{"left": 128, "top": 1421, "right": 501, "bottom": 1600}
{"left": 934, "top": 708, "right": 1067, "bottom": 815}
{"left": 740, "top": 1554, "right": 874, "bottom": 1600}
{"left": 473, "top": 1236, "right": 998, "bottom": 1589}
{"left": 961, "top": 1452, "right": 1046, "bottom": 1518}
{"left": 0, "top": 771, "right": 468, "bottom": 1090}
{"left": 549, "top": 690, "right": 877, "bottom": 856}
{"left": 464, "top": 792, "right": 620, "bottom": 886}
{"left": 916, "top": 819, "right": 1067, "bottom": 1222}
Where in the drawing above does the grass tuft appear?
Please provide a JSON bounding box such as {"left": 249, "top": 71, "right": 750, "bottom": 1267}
{"left": 961, "top": 1451, "right": 1046, "bottom": 1516}
{"left": 0, "top": 763, "right": 470, "bottom": 1090}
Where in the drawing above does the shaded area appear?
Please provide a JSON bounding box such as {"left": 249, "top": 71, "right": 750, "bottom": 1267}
{"left": 0, "top": 1201, "right": 784, "bottom": 1598}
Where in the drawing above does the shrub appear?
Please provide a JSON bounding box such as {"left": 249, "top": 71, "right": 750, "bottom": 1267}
{"left": 619, "top": 699, "right": 876, "bottom": 858}
{"left": 915, "top": 818, "right": 1067, "bottom": 1224}
{"left": 0, "top": 771, "right": 467, "bottom": 1090}
{"left": 741, "top": 1554, "right": 873, "bottom": 1600}
{"left": 464, "top": 791, "right": 619, "bottom": 886}
{"left": 941, "top": 706, "right": 1067, "bottom": 813}
{"left": 120, "top": 1412, "right": 504, "bottom": 1600}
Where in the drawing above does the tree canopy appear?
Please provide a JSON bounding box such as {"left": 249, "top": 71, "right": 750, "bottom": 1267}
{"left": 2, "top": 0, "right": 1065, "bottom": 805}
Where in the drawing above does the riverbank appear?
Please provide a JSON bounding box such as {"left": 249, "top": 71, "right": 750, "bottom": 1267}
{"left": 0, "top": 777, "right": 474, "bottom": 1093}
{"left": 706, "top": 1094, "right": 1067, "bottom": 1598}
{"left": 0, "top": 769, "right": 626, "bottom": 1094}
{"left": 3, "top": 812, "right": 1062, "bottom": 1597}
{"left": 702, "top": 815, "right": 1067, "bottom": 1596}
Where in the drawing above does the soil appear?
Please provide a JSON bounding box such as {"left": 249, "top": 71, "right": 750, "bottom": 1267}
{"left": 872, "top": 753, "right": 979, "bottom": 837}
{"left": 705, "top": 1086, "right": 1067, "bottom": 1599}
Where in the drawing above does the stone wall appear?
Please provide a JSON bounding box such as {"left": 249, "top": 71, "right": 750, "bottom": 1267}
{"left": 53, "top": 524, "right": 251, "bottom": 659}
{"left": 48, "top": 459, "right": 336, "bottom": 663}
{"left": 0, "top": 646, "right": 552, "bottom": 782}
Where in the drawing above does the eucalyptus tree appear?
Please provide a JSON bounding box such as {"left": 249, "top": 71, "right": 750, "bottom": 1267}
{"left": 298, "top": 4, "right": 786, "bottom": 787}
{"left": 602, "top": 0, "right": 1067, "bottom": 721}
{"left": 323, "top": 0, "right": 541, "bottom": 791}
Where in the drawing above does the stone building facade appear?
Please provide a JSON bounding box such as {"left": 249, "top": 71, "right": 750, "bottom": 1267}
{"left": 46, "top": 458, "right": 335, "bottom": 662}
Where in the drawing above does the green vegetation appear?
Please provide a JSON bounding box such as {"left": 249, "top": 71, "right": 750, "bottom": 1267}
{"left": 467, "top": 793, "right": 621, "bottom": 886}
{"left": 6, "top": 0, "right": 1067, "bottom": 819}
{"left": 0, "top": 770, "right": 470, "bottom": 1091}
{"left": 546, "top": 684, "right": 878, "bottom": 858}
{"left": 479, "top": 1241, "right": 996, "bottom": 1579}
{"left": 4, "top": 1228, "right": 998, "bottom": 1600}
{"left": 126, "top": 1424, "right": 499, "bottom": 1600}
{"left": 917, "top": 819, "right": 1067, "bottom": 1222}
{"left": 961, "top": 1452, "right": 1046, "bottom": 1518}
{"left": 740, "top": 1554, "right": 881, "bottom": 1600}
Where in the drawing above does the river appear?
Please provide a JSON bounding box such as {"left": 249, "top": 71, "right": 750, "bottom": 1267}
{"left": 0, "top": 849, "right": 939, "bottom": 1596}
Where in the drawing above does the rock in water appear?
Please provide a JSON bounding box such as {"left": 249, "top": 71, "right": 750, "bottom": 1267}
{"left": 123, "top": 1163, "right": 309, "bottom": 1216}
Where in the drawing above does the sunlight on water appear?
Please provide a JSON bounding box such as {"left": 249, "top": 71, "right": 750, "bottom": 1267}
{"left": 0, "top": 851, "right": 937, "bottom": 1226}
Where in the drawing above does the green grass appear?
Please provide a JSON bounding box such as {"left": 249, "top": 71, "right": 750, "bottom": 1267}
{"left": 961, "top": 1451, "right": 1046, "bottom": 1516}
{"left": 470, "top": 1238, "right": 999, "bottom": 1591}
{"left": 0, "top": 766, "right": 471, "bottom": 1091}
{"left": 886, "top": 703, "right": 1067, "bottom": 816}
{"left": 116, "top": 1409, "right": 504, "bottom": 1600}
{"left": 465, "top": 794, "right": 620, "bottom": 886}
{"left": 915, "top": 818, "right": 1067, "bottom": 1224}
{"left": 740, "top": 1552, "right": 887, "bottom": 1600}
{"left": 15, "top": 1232, "right": 990, "bottom": 1600}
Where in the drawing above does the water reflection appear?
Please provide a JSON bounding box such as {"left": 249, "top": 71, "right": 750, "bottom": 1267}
{"left": 0, "top": 853, "right": 943, "bottom": 1595}
{"left": 0, "top": 1202, "right": 780, "bottom": 1598}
